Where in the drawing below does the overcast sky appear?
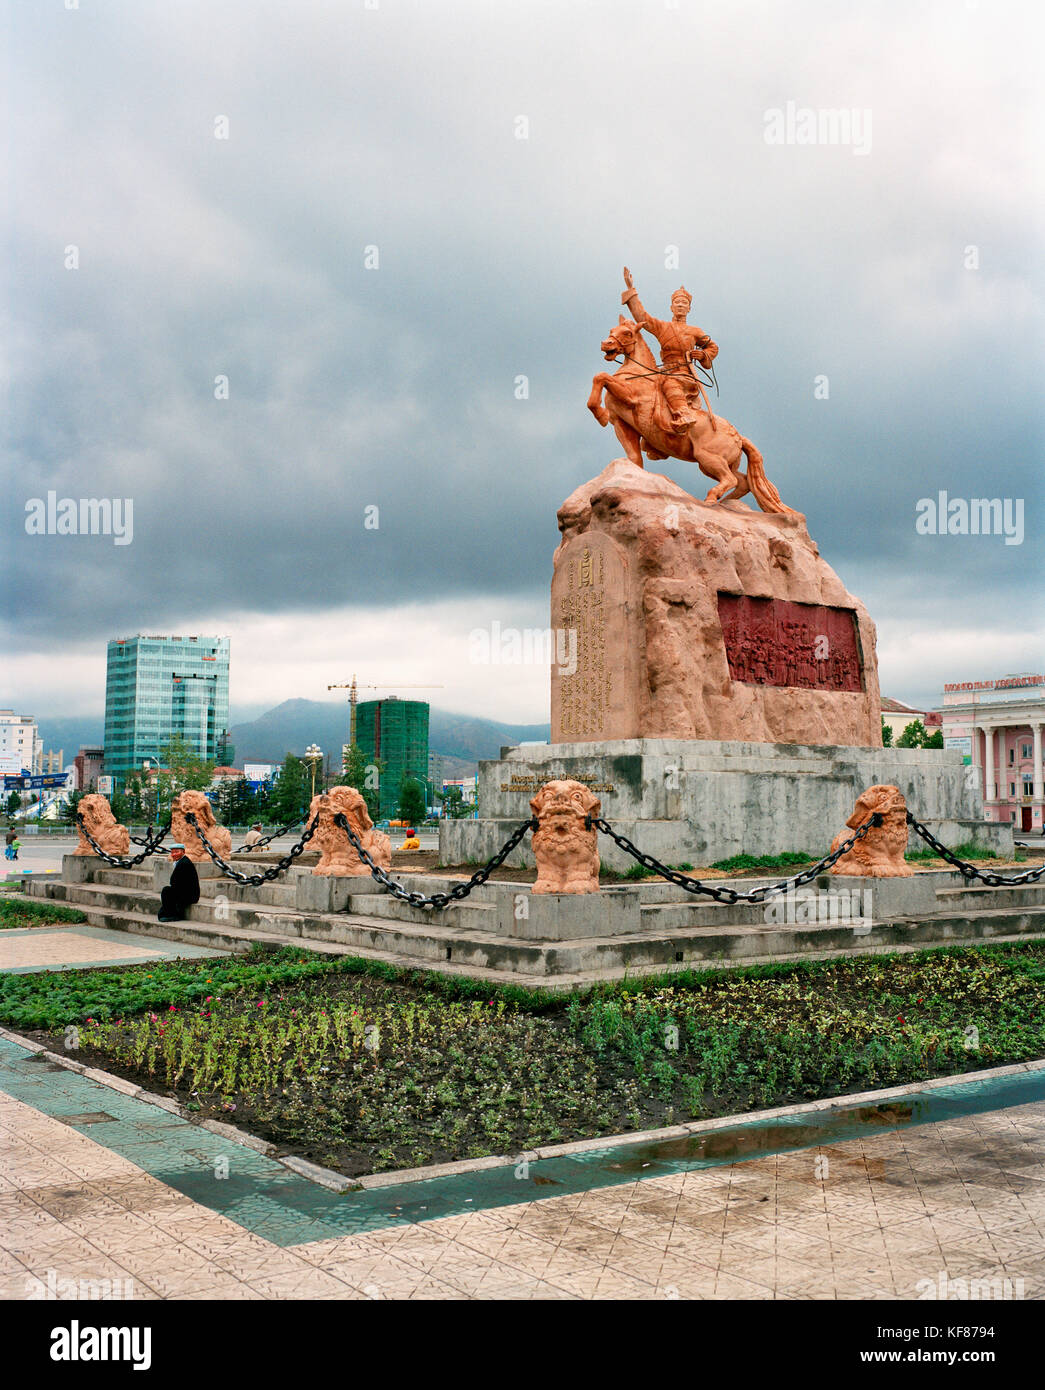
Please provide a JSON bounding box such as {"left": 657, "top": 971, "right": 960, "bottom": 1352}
{"left": 3, "top": 0, "right": 1042, "bottom": 727}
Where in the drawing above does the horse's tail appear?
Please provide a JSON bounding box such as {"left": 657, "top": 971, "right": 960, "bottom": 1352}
{"left": 741, "top": 439, "right": 799, "bottom": 516}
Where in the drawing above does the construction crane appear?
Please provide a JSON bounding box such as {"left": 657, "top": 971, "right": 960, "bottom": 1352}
{"left": 327, "top": 676, "right": 442, "bottom": 746}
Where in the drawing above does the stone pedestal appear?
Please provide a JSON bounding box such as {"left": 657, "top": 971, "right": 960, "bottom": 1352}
{"left": 551, "top": 458, "right": 882, "bottom": 746}
{"left": 440, "top": 740, "right": 1010, "bottom": 872}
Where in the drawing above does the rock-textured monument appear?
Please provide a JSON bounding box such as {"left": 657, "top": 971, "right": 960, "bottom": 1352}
{"left": 440, "top": 269, "right": 1002, "bottom": 872}
{"left": 569, "top": 266, "right": 880, "bottom": 748}
{"left": 170, "top": 790, "right": 232, "bottom": 864}
{"left": 551, "top": 458, "right": 881, "bottom": 746}
{"left": 74, "top": 794, "right": 130, "bottom": 857}
{"left": 309, "top": 786, "right": 392, "bottom": 877}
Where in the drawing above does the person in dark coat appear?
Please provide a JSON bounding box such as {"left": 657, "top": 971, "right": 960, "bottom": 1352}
{"left": 158, "top": 844, "right": 200, "bottom": 923}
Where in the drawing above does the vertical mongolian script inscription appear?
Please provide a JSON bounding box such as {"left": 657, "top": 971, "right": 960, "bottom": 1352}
{"left": 559, "top": 545, "right": 607, "bottom": 738}
{"left": 551, "top": 532, "right": 635, "bottom": 742}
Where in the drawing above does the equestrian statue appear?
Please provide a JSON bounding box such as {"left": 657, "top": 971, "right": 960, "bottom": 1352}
{"left": 587, "top": 267, "right": 797, "bottom": 515}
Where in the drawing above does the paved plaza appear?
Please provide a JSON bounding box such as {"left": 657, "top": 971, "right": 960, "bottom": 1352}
{"left": 2, "top": 897, "right": 1042, "bottom": 1302}
{"left": 0, "top": 925, "right": 227, "bottom": 975}
{"left": 1, "top": 1027, "right": 1042, "bottom": 1300}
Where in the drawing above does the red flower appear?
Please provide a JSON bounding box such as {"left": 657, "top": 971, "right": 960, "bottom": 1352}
{"left": 897, "top": 1015, "right": 906, "bottom": 1024}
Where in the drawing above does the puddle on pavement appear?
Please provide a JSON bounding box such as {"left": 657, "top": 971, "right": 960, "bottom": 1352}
{"left": 594, "top": 1073, "right": 1043, "bottom": 1179}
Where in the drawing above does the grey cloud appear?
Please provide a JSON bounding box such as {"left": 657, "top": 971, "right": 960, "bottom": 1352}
{"left": 3, "top": 0, "right": 1041, "bottom": 681}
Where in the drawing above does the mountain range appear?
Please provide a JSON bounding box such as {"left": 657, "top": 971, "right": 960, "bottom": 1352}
{"left": 34, "top": 702, "right": 550, "bottom": 776}
{"left": 228, "top": 700, "right": 549, "bottom": 775}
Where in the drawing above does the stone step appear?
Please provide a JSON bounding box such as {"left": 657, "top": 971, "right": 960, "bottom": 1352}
{"left": 88, "top": 867, "right": 296, "bottom": 908}
{"left": 642, "top": 899, "right": 796, "bottom": 929}
{"left": 196, "top": 879, "right": 297, "bottom": 908}
{"left": 36, "top": 881, "right": 306, "bottom": 934}
{"left": 42, "top": 874, "right": 1045, "bottom": 981}
{"left": 69, "top": 904, "right": 344, "bottom": 958}
{"left": 50, "top": 891, "right": 1045, "bottom": 991}
{"left": 64, "top": 903, "right": 528, "bottom": 985}
{"left": 90, "top": 868, "right": 154, "bottom": 889}
{"left": 936, "top": 883, "right": 1045, "bottom": 910}
{"left": 340, "top": 891, "right": 499, "bottom": 929}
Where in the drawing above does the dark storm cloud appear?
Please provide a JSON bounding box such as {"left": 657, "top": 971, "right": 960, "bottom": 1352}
{"left": 3, "top": 0, "right": 1042, "bottom": 658}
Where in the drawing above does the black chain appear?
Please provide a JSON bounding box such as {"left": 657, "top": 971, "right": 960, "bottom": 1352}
{"left": 185, "top": 813, "right": 320, "bottom": 884}
{"left": 76, "top": 815, "right": 171, "bottom": 867}
{"left": 234, "top": 816, "right": 306, "bottom": 853}
{"left": 334, "top": 812, "right": 537, "bottom": 910}
{"left": 130, "top": 822, "right": 171, "bottom": 849}
{"left": 906, "top": 812, "right": 1045, "bottom": 886}
{"left": 585, "top": 814, "right": 883, "bottom": 903}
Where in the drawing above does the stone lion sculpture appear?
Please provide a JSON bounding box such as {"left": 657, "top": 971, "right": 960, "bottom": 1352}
{"left": 170, "top": 790, "right": 232, "bottom": 863}
{"left": 74, "top": 793, "right": 131, "bottom": 857}
{"left": 309, "top": 786, "right": 392, "bottom": 877}
{"left": 530, "top": 779, "right": 601, "bottom": 894}
{"left": 830, "top": 784, "right": 913, "bottom": 878}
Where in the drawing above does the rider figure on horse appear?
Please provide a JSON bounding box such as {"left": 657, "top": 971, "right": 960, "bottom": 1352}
{"left": 621, "top": 267, "right": 718, "bottom": 432}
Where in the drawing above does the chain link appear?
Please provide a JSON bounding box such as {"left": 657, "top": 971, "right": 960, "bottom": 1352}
{"left": 585, "top": 814, "right": 883, "bottom": 903}
{"left": 334, "top": 813, "right": 537, "bottom": 910}
{"left": 185, "top": 813, "right": 320, "bottom": 884}
{"left": 906, "top": 812, "right": 1045, "bottom": 886}
{"left": 75, "top": 815, "right": 171, "bottom": 867}
{"left": 234, "top": 816, "right": 306, "bottom": 853}
{"left": 129, "top": 822, "right": 171, "bottom": 849}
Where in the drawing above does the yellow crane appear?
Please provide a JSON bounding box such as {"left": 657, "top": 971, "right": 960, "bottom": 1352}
{"left": 327, "top": 676, "right": 442, "bottom": 747}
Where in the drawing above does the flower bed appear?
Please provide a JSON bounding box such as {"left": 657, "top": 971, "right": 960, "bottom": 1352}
{"left": 6, "top": 942, "right": 1044, "bottom": 1179}
{"left": 0, "top": 897, "right": 87, "bottom": 930}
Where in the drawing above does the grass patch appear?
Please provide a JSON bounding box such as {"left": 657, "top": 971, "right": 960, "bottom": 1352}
{"left": 13, "top": 939, "right": 1045, "bottom": 1179}
{"left": 616, "top": 861, "right": 698, "bottom": 882}
{"left": 710, "top": 851, "right": 816, "bottom": 873}
{"left": 906, "top": 842, "right": 1027, "bottom": 864}
{"left": 0, "top": 897, "right": 86, "bottom": 931}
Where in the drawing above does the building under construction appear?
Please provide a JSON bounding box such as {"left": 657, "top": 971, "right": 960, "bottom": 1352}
{"left": 355, "top": 698, "right": 430, "bottom": 819}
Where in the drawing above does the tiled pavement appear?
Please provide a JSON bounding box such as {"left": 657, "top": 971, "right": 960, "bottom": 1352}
{"left": 2, "top": 1071, "right": 1043, "bottom": 1299}
{"left": 0, "top": 925, "right": 226, "bottom": 974}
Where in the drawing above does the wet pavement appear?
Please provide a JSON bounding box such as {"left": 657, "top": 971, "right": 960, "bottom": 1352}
{"left": 1, "top": 1031, "right": 1042, "bottom": 1300}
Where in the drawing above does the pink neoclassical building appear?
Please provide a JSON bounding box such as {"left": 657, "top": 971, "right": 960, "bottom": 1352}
{"left": 940, "top": 674, "right": 1045, "bottom": 834}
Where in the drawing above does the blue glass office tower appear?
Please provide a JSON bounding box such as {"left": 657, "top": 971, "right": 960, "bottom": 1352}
{"left": 103, "top": 635, "right": 230, "bottom": 779}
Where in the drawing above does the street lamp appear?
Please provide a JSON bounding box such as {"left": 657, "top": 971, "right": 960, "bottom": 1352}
{"left": 305, "top": 744, "right": 323, "bottom": 802}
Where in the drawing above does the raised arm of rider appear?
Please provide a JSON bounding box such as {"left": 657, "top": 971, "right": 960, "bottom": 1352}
{"left": 621, "top": 285, "right": 655, "bottom": 328}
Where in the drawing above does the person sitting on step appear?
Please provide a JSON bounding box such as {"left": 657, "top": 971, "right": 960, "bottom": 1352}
{"left": 157, "top": 843, "right": 200, "bottom": 923}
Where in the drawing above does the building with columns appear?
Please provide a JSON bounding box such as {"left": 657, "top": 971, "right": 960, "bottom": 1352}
{"left": 940, "top": 674, "right": 1045, "bottom": 834}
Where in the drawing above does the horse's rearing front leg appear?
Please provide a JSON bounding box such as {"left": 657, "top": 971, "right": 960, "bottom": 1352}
{"left": 587, "top": 374, "right": 610, "bottom": 426}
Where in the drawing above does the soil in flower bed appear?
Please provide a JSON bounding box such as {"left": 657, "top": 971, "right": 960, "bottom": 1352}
{"left": 13, "top": 941, "right": 1045, "bottom": 1179}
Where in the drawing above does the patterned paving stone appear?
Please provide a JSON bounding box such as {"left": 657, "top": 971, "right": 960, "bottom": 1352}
{"left": 2, "top": 1032, "right": 1044, "bottom": 1299}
